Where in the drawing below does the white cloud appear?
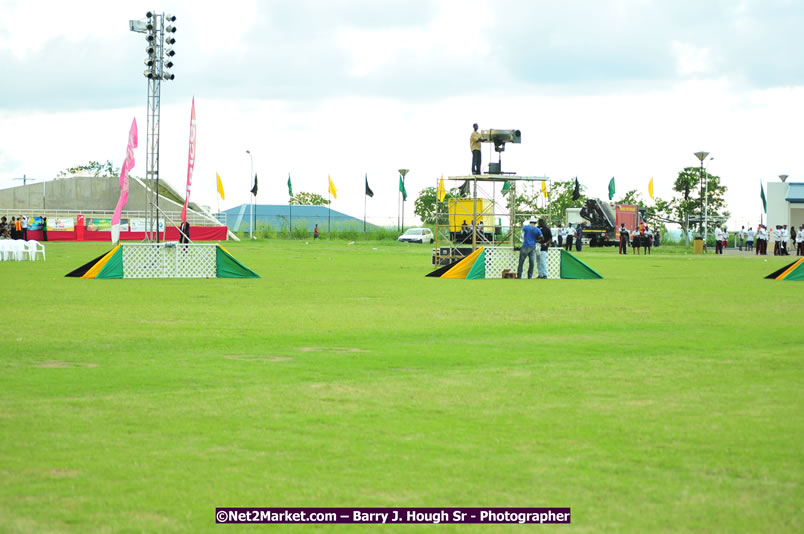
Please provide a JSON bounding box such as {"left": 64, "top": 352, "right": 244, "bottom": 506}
{"left": 671, "top": 41, "right": 714, "bottom": 77}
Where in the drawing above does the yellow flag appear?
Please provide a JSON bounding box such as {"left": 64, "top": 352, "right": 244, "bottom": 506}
{"left": 216, "top": 172, "right": 225, "bottom": 200}
{"left": 437, "top": 176, "right": 446, "bottom": 202}
{"left": 328, "top": 175, "right": 337, "bottom": 199}
{"left": 648, "top": 177, "right": 654, "bottom": 200}
{"left": 541, "top": 180, "right": 548, "bottom": 199}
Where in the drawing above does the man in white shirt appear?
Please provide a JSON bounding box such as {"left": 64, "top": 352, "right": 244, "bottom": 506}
{"left": 780, "top": 225, "right": 789, "bottom": 255}
{"left": 644, "top": 226, "right": 653, "bottom": 255}
{"left": 796, "top": 225, "right": 804, "bottom": 256}
{"left": 714, "top": 226, "right": 724, "bottom": 254}
{"left": 759, "top": 225, "right": 769, "bottom": 255}
{"left": 746, "top": 227, "right": 755, "bottom": 253}
{"left": 772, "top": 225, "right": 782, "bottom": 255}
{"left": 722, "top": 228, "right": 729, "bottom": 253}
{"left": 738, "top": 226, "right": 745, "bottom": 251}
{"left": 557, "top": 225, "right": 566, "bottom": 248}
{"left": 564, "top": 223, "right": 574, "bottom": 250}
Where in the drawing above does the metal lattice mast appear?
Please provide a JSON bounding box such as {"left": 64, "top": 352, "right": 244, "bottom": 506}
{"left": 130, "top": 11, "right": 176, "bottom": 242}
{"left": 145, "top": 16, "right": 161, "bottom": 242}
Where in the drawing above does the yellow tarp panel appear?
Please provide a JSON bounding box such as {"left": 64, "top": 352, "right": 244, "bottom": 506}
{"left": 777, "top": 257, "right": 804, "bottom": 280}
{"left": 441, "top": 247, "right": 484, "bottom": 279}
{"left": 82, "top": 245, "right": 121, "bottom": 279}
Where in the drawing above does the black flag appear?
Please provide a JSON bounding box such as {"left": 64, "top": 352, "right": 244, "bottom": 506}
{"left": 250, "top": 174, "right": 258, "bottom": 196}
{"left": 365, "top": 174, "right": 374, "bottom": 197}
{"left": 572, "top": 177, "right": 580, "bottom": 201}
{"left": 459, "top": 180, "right": 470, "bottom": 197}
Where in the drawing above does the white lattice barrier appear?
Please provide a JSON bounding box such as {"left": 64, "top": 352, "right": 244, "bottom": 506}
{"left": 484, "top": 247, "right": 518, "bottom": 278}
{"left": 547, "top": 248, "right": 561, "bottom": 279}
{"left": 122, "top": 243, "right": 217, "bottom": 278}
{"left": 483, "top": 246, "right": 561, "bottom": 279}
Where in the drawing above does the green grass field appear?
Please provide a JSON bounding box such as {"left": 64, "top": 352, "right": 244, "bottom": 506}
{"left": 1, "top": 240, "right": 802, "bottom": 533}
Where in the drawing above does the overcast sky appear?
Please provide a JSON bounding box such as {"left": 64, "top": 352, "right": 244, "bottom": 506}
{"left": 1, "top": 0, "right": 802, "bottom": 228}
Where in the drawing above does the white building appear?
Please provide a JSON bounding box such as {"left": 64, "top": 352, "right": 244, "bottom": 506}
{"left": 766, "top": 181, "right": 804, "bottom": 230}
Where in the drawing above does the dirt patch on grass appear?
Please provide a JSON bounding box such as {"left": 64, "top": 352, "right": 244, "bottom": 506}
{"left": 298, "top": 347, "right": 370, "bottom": 354}
{"left": 36, "top": 361, "right": 98, "bottom": 369}
{"left": 224, "top": 355, "right": 292, "bottom": 363}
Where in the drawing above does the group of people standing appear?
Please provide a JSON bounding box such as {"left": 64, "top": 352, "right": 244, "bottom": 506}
{"left": 557, "top": 223, "right": 584, "bottom": 252}
{"left": 618, "top": 223, "right": 655, "bottom": 255}
{"left": 0, "top": 215, "right": 47, "bottom": 241}
{"left": 1, "top": 215, "right": 29, "bottom": 240}
{"left": 738, "top": 224, "right": 803, "bottom": 256}
{"left": 713, "top": 226, "right": 730, "bottom": 254}
{"left": 517, "top": 217, "right": 552, "bottom": 279}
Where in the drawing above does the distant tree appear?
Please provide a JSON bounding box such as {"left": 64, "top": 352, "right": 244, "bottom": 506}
{"left": 57, "top": 160, "right": 119, "bottom": 177}
{"left": 616, "top": 189, "right": 643, "bottom": 205}
{"left": 414, "top": 186, "right": 461, "bottom": 225}
{"left": 290, "top": 191, "right": 330, "bottom": 206}
{"left": 544, "top": 179, "right": 587, "bottom": 225}
{"left": 644, "top": 167, "right": 729, "bottom": 245}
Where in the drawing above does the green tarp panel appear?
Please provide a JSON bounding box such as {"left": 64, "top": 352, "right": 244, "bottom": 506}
{"left": 782, "top": 264, "right": 804, "bottom": 281}
{"left": 65, "top": 251, "right": 109, "bottom": 278}
{"left": 466, "top": 250, "right": 486, "bottom": 279}
{"left": 426, "top": 259, "right": 461, "bottom": 278}
{"left": 560, "top": 249, "right": 603, "bottom": 279}
{"left": 216, "top": 246, "right": 260, "bottom": 278}
{"left": 96, "top": 248, "right": 124, "bottom": 279}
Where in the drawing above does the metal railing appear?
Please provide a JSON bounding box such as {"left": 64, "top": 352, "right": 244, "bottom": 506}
{"left": 0, "top": 208, "right": 223, "bottom": 227}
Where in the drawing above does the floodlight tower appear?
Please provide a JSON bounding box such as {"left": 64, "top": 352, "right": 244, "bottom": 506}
{"left": 130, "top": 12, "right": 177, "bottom": 242}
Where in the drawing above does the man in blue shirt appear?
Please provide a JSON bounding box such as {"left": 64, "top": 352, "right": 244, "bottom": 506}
{"left": 517, "top": 217, "right": 543, "bottom": 279}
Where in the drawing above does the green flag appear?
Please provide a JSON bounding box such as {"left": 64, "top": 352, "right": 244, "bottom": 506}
{"left": 287, "top": 173, "right": 293, "bottom": 198}
{"left": 608, "top": 177, "right": 615, "bottom": 200}
{"left": 501, "top": 181, "right": 511, "bottom": 196}
{"left": 760, "top": 181, "right": 766, "bottom": 213}
{"left": 399, "top": 175, "right": 407, "bottom": 201}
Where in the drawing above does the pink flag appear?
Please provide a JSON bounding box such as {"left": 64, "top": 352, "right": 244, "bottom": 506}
{"left": 111, "top": 117, "right": 138, "bottom": 243}
{"left": 181, "top": 97, "right": 197, "bottom": 223}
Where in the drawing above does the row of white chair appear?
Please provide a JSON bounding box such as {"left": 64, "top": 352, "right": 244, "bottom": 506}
{"left": 0, "top": 240, "right": 46, "bottom": 261}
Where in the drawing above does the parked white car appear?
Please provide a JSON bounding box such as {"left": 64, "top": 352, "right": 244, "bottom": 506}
{"left": 398, "top": 227, "right": 434, "bottom": 243}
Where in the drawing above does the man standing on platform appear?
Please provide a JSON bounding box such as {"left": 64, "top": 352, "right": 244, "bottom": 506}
{"left": 470, "top": 123, "right": 486, "bottom": 175}
{"left": 517, "top": 217, "right": 542, "bottom": 279}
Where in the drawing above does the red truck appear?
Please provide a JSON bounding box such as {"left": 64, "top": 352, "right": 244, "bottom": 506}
{"left": 577, "top": 200, "right": 644, "bottom": 246}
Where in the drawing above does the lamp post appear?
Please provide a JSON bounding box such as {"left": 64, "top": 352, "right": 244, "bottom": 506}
{"left": 246, "top": 150, "right": 253, "bottom": 239}
{"left": 694, "top": 151, "right": 709, "bottom": 237}
{"left": 12, "top": 176, "right": 43, "bottom": 210}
